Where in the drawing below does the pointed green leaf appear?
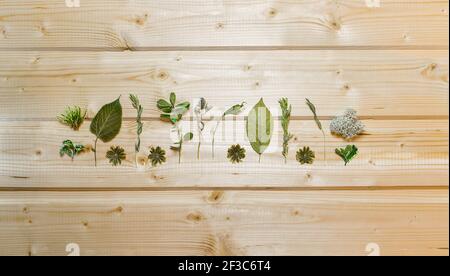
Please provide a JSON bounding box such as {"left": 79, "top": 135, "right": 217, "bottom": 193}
{"left": 183, "top": 132, "right": 194, "bottom": 142}
{"left": 224, "top": 102, "right": 246, "bottom": 117}
{"left": 90, "top": 97, "right": 123, "bottom": 143}
{"left": 157, "top": 99, "right": 172, "bottom": 113}
{"left": 246, "top": 98, "right": 273, "bottom": 156}
{"left": 170, "top": 106, "right": 188, "bottom": 124}
{"left": 176, "top": 102, "right": 191, "bottom": 110}
{"left": 170, "top": 93, "right": 176, "bottom": 106}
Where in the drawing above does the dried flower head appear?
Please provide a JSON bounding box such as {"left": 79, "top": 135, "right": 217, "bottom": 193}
{"left": 148, "top": 146, "right": 167, "bottom": 167}
{"left": 330, "top": 109, "right": 365, "bottom": 140}
{"left": 296, "top": 147, "right": 315, "bottom": 165}
{"left": 57, "top": 106, "right": 87, "bottom": 131}
{"left": 106, "top": 146, "right": 126, "bottom": 166}
{"left": 227, "top": 144, "right": 246, "bottom": 164}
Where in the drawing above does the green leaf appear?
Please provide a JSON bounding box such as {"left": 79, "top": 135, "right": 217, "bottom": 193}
{"left": 90, "top": 97, "right": 123, "bottom": 143}
{"left": 170, "top": 106, "right": 188, "bottom": 124}
{"left": 246, "top": 98, "right": 273, "bottom": 159}
{"left": 224, "top": 102, "right": 246, "bottom": 116}
{"left": 170, "top": 93, "right": 176, "bottom": 107}
{"left": 176, "top": 102, "right": 190, "bottom": 110}
{"left": 183, "top": 132, "right": 194, "bottom": 142}
{"left": 335, "top": 145, "right": 359, "bottom": 166}
{"left": 157, "top": 99, "right": 172, "bottom": 113}
{"left": 305, "top": 98, "right": 322, "bottom": 131}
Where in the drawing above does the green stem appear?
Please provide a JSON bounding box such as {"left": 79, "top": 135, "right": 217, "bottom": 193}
{"left": 322, "top": 130, "right": 326, "bottom": 163}
{"left": 197, "top": 141, "right": 201, "bottom": 160}
{"left": 179, "top": 141, "right": 182, "bottom": 164}
{"left": 259, "top": 154, "right": 262, "bottom": 163}
{"left": 212, "top": 137, "right": 215, "bottom": 159}
{"left": 94, "top": 138, "right": 98, "bottom": 167}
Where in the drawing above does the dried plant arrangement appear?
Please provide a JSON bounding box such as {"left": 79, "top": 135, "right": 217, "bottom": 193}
{"left": 106, "top": 146, "right": 126, "bottom": 166}
{"left": 335, "top": 145, "right": 359, "bottom": 166}
{"left": 148, "top": 146, "right": 167, "bottom": 167}
{"left": 227, "top": 144, "right": 246, "bottom": 164}
{"left": 157, "top": 92, "right": 193, "bottom": 163}
{"left": 211, "top": 102, "right": 246, "bottom": 159}
{"left": 305, "top": 99, "right": 326, "bottom": 162}
{"left": 296, "top": 146, "right": 315, "bottom": 165}
{"left": 57, "top": 106, "right": 86, "bottom": 131}
{"left": 279, "top": 98, "right": 294, "bottom": 163}
{"left": 60, "top": 140, "right": 85, "bottom": 161}
{"left": 129, "top": 94, "right": 143, "bottom": 167}
{"left": 194, "top": 98, "right": 213, "bottom": 160}
{"left": 90, "top": 97, "right": 123, "bottom": 166}
{"left": 330, "top": 109, "right": 365, "bottom": 140}
{"left": 246, "top": 98, "right": 274, "bottom": 163}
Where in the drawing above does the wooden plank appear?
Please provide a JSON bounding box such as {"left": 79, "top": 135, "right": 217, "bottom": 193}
{"left": 0, "top": 120, "right": 447, "bottom": 188}
{"left": 0, "top": 190, "right": 447, "bottom": 256}
{"left": 0, "top": 50, "right": 448, "bottom": 119}
{"left": 0, "top": 0, "right": 448, "bottom": 49}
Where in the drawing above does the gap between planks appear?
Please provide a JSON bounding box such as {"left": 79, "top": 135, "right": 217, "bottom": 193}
{"left": 0, "top": 46, "right": 448, "bottom": 52}
{"left": 0, "top": 186, "right": 448, "bottom": 192}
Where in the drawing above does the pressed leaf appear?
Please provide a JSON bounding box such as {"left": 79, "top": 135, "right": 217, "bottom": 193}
{"left": 335, "top": 145, "right": 359, "bottom": 166}
{"left": 157, "top": 99, "right": 172, "bottom": 113}
{"left": 176, "top": 102, "right": 191, "bottom": 110}
{"left": 305, "top": 98, "right": 322, "bottom": 131}
{"left": 246, "top": 98, "right": 273, "bottom": 160}
{"left": 170, "top": 106, "right": 189, "bottom": 124}
{"left": 90, "top": 98, "right": 123, "bottom": 143}
{"left": 170, "top": 93, "right": 176, "bottom": 106}
{"left": 183, "top": 132, "right": 194, "bottom": 142}
{"left": 224, "top": 102, "right": 246, "bottom": 117}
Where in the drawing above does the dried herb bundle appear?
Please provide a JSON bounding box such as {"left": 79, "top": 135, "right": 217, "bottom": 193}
{"left": 194, "top": 98, "right": 213, "bottom": 160}
{"left": 211, "top": 102, "right": 246, "bottom": 159}
{"left": 227, "top": 144, "right": 246, "bottom": 164}
{"left": 129, "top": 94, "right": 143, "bottom": 166}
{"left": 157, "top": 93, "right": 192, "bottom": 163}
{"left": 148, "top": 146, "right": 167, "bottom": 167}
{"left": 90, "top": 97, "right": 123, "bottom": 166}
{"left": 60, "top": 140, "right": 84, "bottom": 161}
{"left": 106, "top": 146, "right": 126, "bottom": 166}
{"left": 57, "top": 106, "right": 86, "bottom": 131}
{"left": 279, "top": 98, "right": 294, "bottom": 163}
{"left": 335, "top": 145, "right": 358, "bottom": 166}
{"left": 305, "top": 99, "right": 326, "bottom": 162}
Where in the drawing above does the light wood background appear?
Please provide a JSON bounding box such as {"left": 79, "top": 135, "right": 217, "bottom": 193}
{"left": 0, "top": 0, "right": 448, "bottom": 256}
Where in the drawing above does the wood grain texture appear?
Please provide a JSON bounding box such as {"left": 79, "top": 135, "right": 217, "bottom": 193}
{"left": 0, "top": 50, "right": 448, "bottom": 119}
{"left": 0, "top": 119, "right": 447, "bottom": 188}
{"left": 0, "top": 190, "right": 447, "bottom": 256}
{"left": 0, "top": 0, "right": 448, "bottom": 49}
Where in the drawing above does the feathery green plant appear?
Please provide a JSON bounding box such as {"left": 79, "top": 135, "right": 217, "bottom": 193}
{"left": 129, "top": 94, "right": 143, "bottom": 166}
{"left": 279, "top": 98, "right": 294, "bottom": 163}
{"left": 57, "top": 106, "right": 86, "bottom": 131}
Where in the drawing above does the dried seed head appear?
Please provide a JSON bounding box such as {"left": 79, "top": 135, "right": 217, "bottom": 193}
{"left": 330, "top": 109, "right": 365, "bottom": 140}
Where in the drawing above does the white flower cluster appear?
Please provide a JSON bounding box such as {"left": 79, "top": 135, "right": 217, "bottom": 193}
{"left": 330, "top": 109, "right": 365, "bottom": 140}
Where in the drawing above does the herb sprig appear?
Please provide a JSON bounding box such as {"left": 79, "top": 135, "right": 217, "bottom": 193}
{"left": 335, "top": 145, "right": 358, "bottom": 166}
{"left": 157, "top": 92, "right": 192, "bottom": 163}
{"left": 57, "top": 106, "right": 86, "bottom": 131}
{"left": 211, "top": 102, "right": 246, "bottom": 159}
{"left": 279, "top": 98, "right": 293, "bottom": 163}
{"left": 60, "top": 140, "right": 85, "bottom": 161}
{"left": 306, "top": 99, "right": 326, "bottom": 162}
{"left": 194, "top": 98, "right": 212, "bottom": 160}
{"left": 129, "top": 94, "right": 143, "bottom": 167}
